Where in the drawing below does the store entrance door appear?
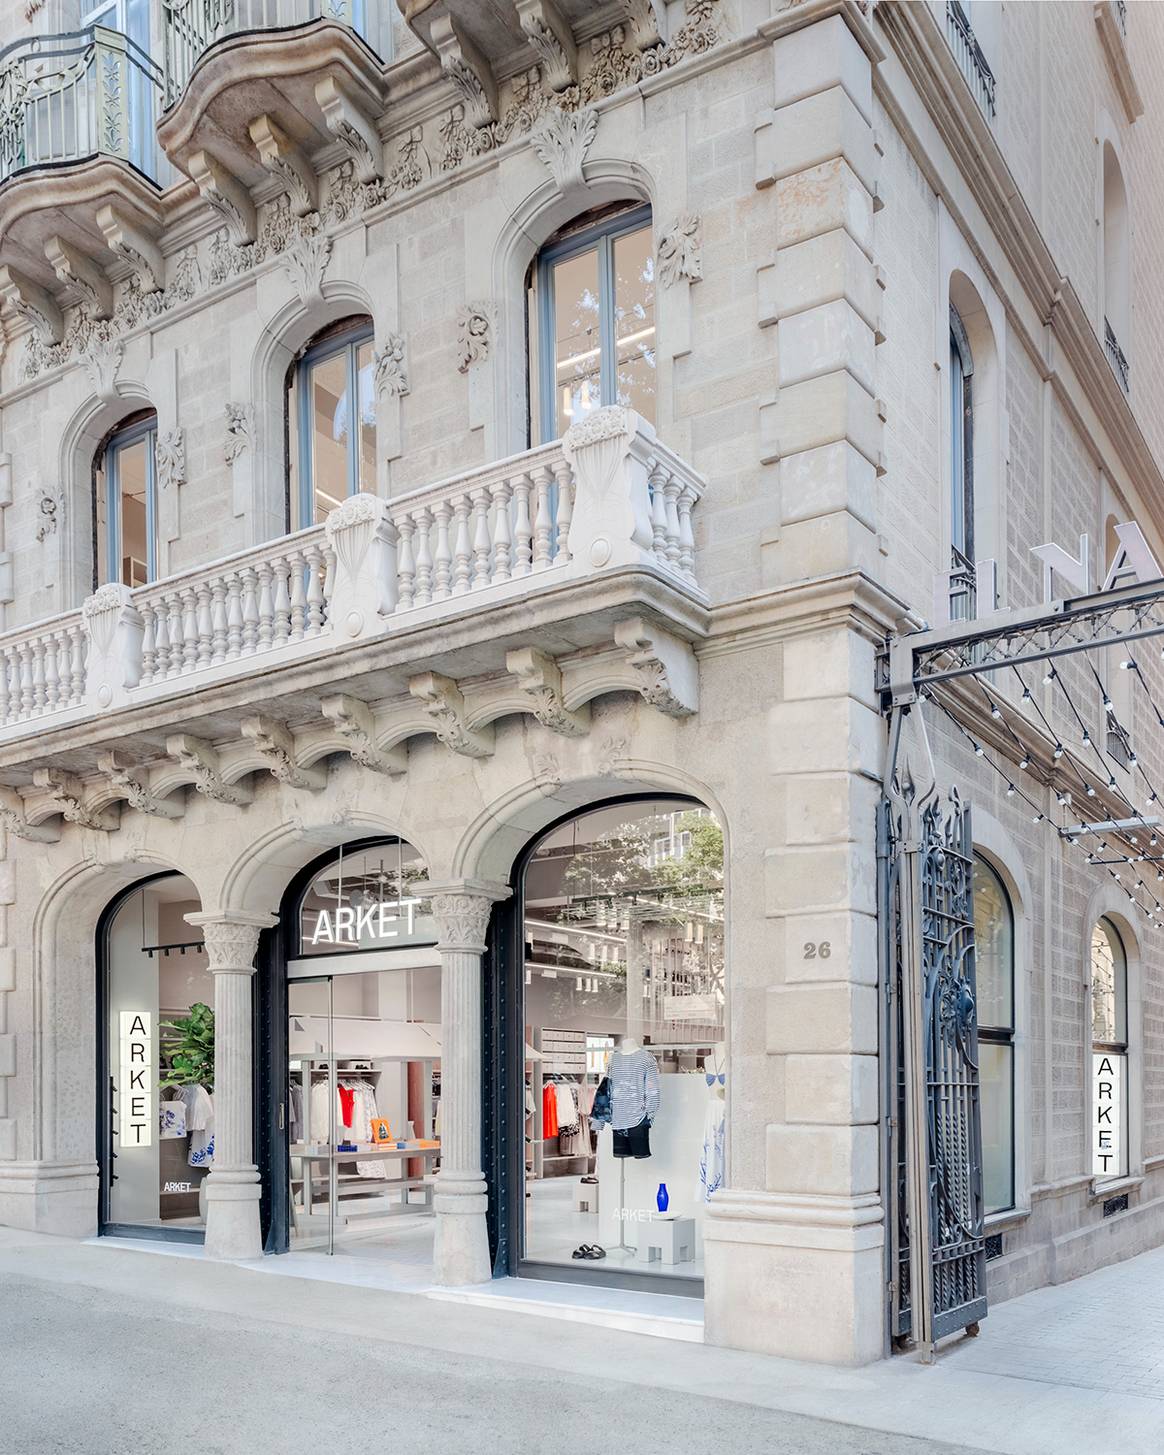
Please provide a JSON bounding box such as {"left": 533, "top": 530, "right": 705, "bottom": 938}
{"left": 286, "top": 961, "right": 442, "bottom": 1265}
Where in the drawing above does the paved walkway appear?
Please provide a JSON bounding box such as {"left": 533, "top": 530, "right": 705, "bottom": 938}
{"left": 0, "top": 1228, "right": 1161, "bottom": 1453}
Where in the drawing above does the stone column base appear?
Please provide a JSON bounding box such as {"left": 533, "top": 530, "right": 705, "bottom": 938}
{"left": 433, "top": 1170, "right": 490, "bottom": 1286}
{"left": 703, "top": 1189, "right": 885, "bottom": 1365}
{"left": 0, "top": 1160, "right": 99, "bottom": 1237}
{"left": 202, "top": 1165, "right": 262, "bottom": 1260}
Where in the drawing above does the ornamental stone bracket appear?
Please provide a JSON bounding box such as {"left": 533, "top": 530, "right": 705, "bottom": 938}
{"left": 612, "top": 616, "right": 699, "bottom": 716}
{"left": 95, "top": 205, "right": 165, "bottom": 294}
{"left": 188, "top": 151, "right": 257, "bottom": 249}
{"left": 619, "top": 0, "right": 667, "bottom": 50}
{"left": 249, "top": 114, "right": 320, "bottom": 219}
{"left": 26, "top": 768, "right": 120, "bottom": 831}
{"left": 516, "top": 0, "right": 579, "bottom": 94}
{"left": 96, "top": 750, "right": 184, "bottom": 818}
{"left": 505, "top": 647, "right": 588, "bottom": 736}
{"left": 0, "top": 265, "right": 63, "bottom": 345}
{"left": 240, "top": 715, "right": 327, "bottom": 790}
{"left": 164, "top": 734, "right": 253, "bottom": 806}
{"left": 315, "top": 76, "right": 383, "bottom": 183}
{"left": 43, "top": 235, "right": 113, "bottom": 322}
{"left": 320, "top": 694, "right": 408, "bottom": 776}
{"left": 430, "top": 15, "right": 498, "bottom": 129}
{"left": 409, "top": 672, "right": 495, "bottom": 758}
{"left": 0, "top": 797, "right": 59, "bottom": 842}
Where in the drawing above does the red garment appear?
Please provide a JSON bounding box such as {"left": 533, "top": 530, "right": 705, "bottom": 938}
{"left": 542, "top": 1083, "right": 559, "bottom": 1138}
{"left": 338, "top": 1084, "right": 356, "bottom": 1129}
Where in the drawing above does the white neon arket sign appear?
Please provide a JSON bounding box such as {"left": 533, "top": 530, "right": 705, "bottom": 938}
{"left": 1092, "top": 1051, "right": 1124, "bottom": 1178}
{"left": 118, "top": 1010, "right": 153, "bottom": 1149}
{"left": 308, "top": 896, "right": 422, "bottom": 947}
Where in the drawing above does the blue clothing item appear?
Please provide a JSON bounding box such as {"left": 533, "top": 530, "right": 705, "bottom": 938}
{"left": 597, "top": 1048, "right": 660, "bottom": 1132}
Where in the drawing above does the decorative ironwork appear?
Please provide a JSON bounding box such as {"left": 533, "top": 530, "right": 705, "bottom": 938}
{"left": 945, "top": 0, "right": 996, "bottom": 119}
{"left": 1102, "top": 1192, "right": 1129, "bottom": 1217}
{"left": 1105, "top": 317, "right": 1130, "bottom": 393}
{"left": 985, "top": 1232, "right": 1003, "bottom": 1261}
{"left": 884, "top": 703, "right": 986, "bottom": 1357}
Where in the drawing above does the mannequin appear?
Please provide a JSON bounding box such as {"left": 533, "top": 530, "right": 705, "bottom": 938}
{"left": 617, "top": 1036, "right": 639, "bottom": 1054}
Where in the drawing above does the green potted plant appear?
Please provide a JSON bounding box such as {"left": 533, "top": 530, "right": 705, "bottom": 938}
{"left": 160, "top": 1002, "right": 214, "bottom": 1090}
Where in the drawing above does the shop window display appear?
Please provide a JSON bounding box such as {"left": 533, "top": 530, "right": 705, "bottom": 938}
{"left": 521, "top": 800, "right": 725, "bottom": 1282}
{"left": 102, "top": 875, "right": 212, "bottom": 1232}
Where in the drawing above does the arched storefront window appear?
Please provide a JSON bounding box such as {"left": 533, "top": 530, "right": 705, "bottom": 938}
{"left": 518, "top": 797, "right": 725, "bottom": 1289}
{"left": 1091, "top": 917, "right": 1129, "bottom": 1181}
{"left": 973, "top": 855, "right": 1015, "bottom": 1215}
{"left": 282, "top": 838, "right": 440, "bottom": 1256}
{"left": 98, "top": 873, "right": 209, "bottom": 1241}
{"left": 287, "top": 316, "right": 375, "bottom": 531}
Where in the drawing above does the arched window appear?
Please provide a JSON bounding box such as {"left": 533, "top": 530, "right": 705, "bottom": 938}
{"left": 948, "top": 305, "right": 975, "bottom": 620}
{"left": 1091, "top": 917, "right": 1128, "bottom": 1181}
{"left": 1102, "top": 142, "right": 1130, "bottom": 391}
{"left": 974, "top": 855, "right": 1015, "bottom": 1214}
{"left": 527, "top": 203, "right": 655, "bottom": 445}
{"left": 94, "top": 410, "right": 158, "bottom": 588}
{"left": 287, "top": 316, "right": 375, "bottom": 531}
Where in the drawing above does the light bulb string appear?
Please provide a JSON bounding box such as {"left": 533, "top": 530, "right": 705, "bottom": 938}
{"left": 1007, "top": 665, "right": 1105, "bottom": 803}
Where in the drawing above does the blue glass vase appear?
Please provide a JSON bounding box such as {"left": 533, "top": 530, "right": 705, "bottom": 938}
{"left": 656, "top": 1182, "right": 669, "bottom": 1213}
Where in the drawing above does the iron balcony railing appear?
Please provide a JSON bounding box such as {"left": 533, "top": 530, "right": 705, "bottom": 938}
{"left": 0, "top": 25, "right": 162, "bottom": 186}
{"left": 161, "top": 0, "right": 371, "bottom": 107}
{"left": 1104, "top": 317, "right": 1130, "bottom": 393}
{"left": 1116, "top": 0, "right": 1128, "bottom": 39}
{"left": 945, "top": 0, "right": 996, "bottom": 119}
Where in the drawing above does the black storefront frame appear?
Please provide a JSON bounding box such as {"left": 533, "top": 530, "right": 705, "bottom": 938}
{"left": 486, "top": 791, "right": 712, "bottom": 1299}
{"left": 258, "top": 834, "right": 439, "bottom": 1255}
{"left": 96, "top": 869, "right": 207, "bottom": 1246}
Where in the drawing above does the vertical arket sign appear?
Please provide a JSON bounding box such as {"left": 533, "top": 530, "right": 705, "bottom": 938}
{"left": 119, "top": 1010, "right": 153, "bottom": 1148}
{"left": 1092, "top": 1052, "right": 1123, "bottom": 1178}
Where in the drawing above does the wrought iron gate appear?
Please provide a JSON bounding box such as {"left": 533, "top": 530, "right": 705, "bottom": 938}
{"left": 883, "top": 704, "right": 986, "bottom": 1357}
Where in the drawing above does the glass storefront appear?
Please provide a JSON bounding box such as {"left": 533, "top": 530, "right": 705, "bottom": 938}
{"left": 286, "top": 841, "right": 441, "bottom": 1257}
{"left": 519, "top": 799, "right": 725, "bottom": 1285}
{"left": 101, "top": 874, "right": 211, "bottom": 1235}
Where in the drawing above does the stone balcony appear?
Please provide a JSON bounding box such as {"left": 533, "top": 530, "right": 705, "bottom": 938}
{"left": 0, "top": 409, "right": 708, "bottom": 839}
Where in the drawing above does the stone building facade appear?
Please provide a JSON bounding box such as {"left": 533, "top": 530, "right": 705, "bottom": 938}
{"left": 0, "top": 0, "right": 1160, "bottom": 1367}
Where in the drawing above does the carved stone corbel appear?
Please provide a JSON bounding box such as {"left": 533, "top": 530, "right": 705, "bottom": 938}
{"left": 619, "top": 0, "right": 666, "bottom": 49}
{"left": 408, "top": 672, "right": 493, "bottom": 758}
{"left": 0, "top": 265, "right": 63, "bottom": 345}
{"left": 320, "top": 694, "right": 407, "bottom": 775}
{"left": 431, "top": 14, "right": 497, "bottom": 129}
{"left": 188, "top": 150, "right": 257, "bottom": 248}
{"left": 0, "top": 799, "right": 59, "bottom": 843}
{"left": 249, "top": 114, "right": 319, "bottom": 218}
{"left": 97, "top": 751, "right": 184, "bottom": 818}
{"left": 506, "top": 647, "right": 587, "bottom": 736}
{"left": 613, "top": 617, "right": 699, "bottom": 717}
{"left": 315, "top": 75, "right": 382, "bottom": 183}
{"left": 241, "top": 716, "right": 327, "bottom": 790}
{"left": 516, "top": 0, "right": 578, "bottom": 93}
{"left": 282, "top": 231, "right": 333, "bottom": 308}
{"left": 165, "top": 734, "right": 253, "bottom": 805}
{"left": 531, "top": 107, "right": 597, "bottom": 196}
{"left": 95, "top": 205, "right": 164, "bottom": 293}
{"left": 43, "top": 235, "right": 113, "bottom": 320}
{"left": 30, "top": 769, "right": 120, "bottom": 831}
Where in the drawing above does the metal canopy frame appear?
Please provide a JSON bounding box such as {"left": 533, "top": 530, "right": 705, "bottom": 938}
{"left": 880, "top": 573, "right": 1164, "bottom": 1363}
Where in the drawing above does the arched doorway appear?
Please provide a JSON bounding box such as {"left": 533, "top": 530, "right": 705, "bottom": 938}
{"left": 487, "top": 795, "right": 726, "bottom": 1295}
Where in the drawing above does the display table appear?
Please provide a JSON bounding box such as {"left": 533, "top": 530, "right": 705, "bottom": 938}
{"left": 635, "top": 1214, "right": 695, "bottom": 1265}
{"left": 291, "top": 1142, "right": 440, "bottom": 1222}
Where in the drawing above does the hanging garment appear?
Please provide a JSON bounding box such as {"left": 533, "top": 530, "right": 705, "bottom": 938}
{"left": 698, "top": 1091, "right": 726, "bottom": 1203}
{"left": 176, "top": 1084, "right": 214, "bottom": 1168}
{"left": 601, "top": 1049, "right": 661, "bottom": 1132}
{"left": 559, "top": 1108, "right": 589, "bottom": 1158}
{"left": 351, "top": 1080, "right": 389, "bottom": 1179}
{"left": 554, "top": 1081, "right": 579, "bottom": 1133}
{"left": 288, "top": 1083, "right": 303, "bottom": 1142}
{"left": 158, "top": 1098, "right": 187, "bottom": 1140}
{"left": 337, "top": 1083, "right": 356, "bottom": 1129}
{"left": 541, "top": 1082, "right": 559, "bottom": 1138}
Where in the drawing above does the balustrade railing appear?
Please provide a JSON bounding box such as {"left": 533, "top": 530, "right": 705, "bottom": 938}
{"left": 0, "top": 26, "right": 161, "bottom": 186}
{"left": 0, "top": 415, "right": 704, "bottom": 734}
{"left": 945, "top": 0, "right": 996, "bottom": 119}
{"left": 162, "top": 0, "right": 371, "bottom": 107}
{"left": 1104, "top": 317, "right": 1130, "bottom": 393}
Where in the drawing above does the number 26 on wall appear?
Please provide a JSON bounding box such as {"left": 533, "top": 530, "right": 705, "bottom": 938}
{"left": 803, "top": 941, "right": 831, "bottom": 960}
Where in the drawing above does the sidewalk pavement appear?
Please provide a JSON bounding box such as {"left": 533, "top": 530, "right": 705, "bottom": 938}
{"left": 0, "top": 1227, "right": 1161, "bottom": 1454}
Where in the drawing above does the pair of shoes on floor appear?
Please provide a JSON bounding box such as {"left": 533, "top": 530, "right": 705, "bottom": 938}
{"left": 571, "top": 1243, "right": 605, "bottom": 1260}
{"left": 580, "top": 1175, "right": 598, "bottom": 1184}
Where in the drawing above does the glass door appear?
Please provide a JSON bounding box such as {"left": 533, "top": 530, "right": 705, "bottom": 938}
{"left": 287, "top": 976, "right": 336, "bottom": 1253}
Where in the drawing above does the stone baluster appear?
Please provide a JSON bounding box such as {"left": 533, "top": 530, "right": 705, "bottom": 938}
{"left": 185, "top": 912, "right": 276, "bottom": 1260}
{"left": 210, "top": 580, "right": 229, "bottom": 663}
{"left": 256, "top": 562, "right": 274, "bottom": 650}
{"left": 31, "top": 639, "right": 46, "bottom": 713}
{"left": 649, "top": 459, "right": 669, "bottom": 563}
{"left": 425, "top": 881, "right": 510, "bottom": 1285}
{"left": 195, "top": 582, "right": 214, "bottom": 668}
{"left": 396, "top": 513, "right": 416, "bottom": 611}
{"left": 166, "top": 592, "right": 184, "bottom": 676}
{"left": 552, "top": 458, "right": 573, "bottom": 566}
{"left": 17, "top": 643, "right": 32, "bottom": 718}
{"left": 287, "top": 552, "right": 306, "bottom": 640}
{"left": 0, "top": 648, "right": 10, "bottom": 723}
{"left": 512, "top": 473, "right": 533, "bottom": 576}
{"left": 272, "top": 558, "right": 291, "bottom": 646}
{"left": 43, "top": 633, "right": 60, "bottom": 710}
{"left": 304, "top": 546, "right": 325, "bottom": 634}
{"left": 413, "top": 507, "right": 434, "bottom": 606}
{"left": 663, "top": 473, "right": 682, "bottom": 569}
{"left": 470, "top": 487, "right": 492, "bottom": 588}
{"left": 432, "top": 501, "right": 453, "bottom": 600}
{"left": 69, "top": 630, "right": 86, "bottom": 704}
{"left": 225, "top": 574, "right": 244, "bottom": 659}
{"left": 140, "top": 603, "right": 157, "bottom": 683}
{"left": 240, "top": 567, "right": 259, "bottom": 655}
{"left": 180, "top": 587, "right": 198, "bottom": 672}
{"left": 531, "top": 464, "right": 552, "bottom": 570}
{"left": 491, "top": 480, "right": 512, "bottom": 583}
{"left": 678, "top": 483, "right": 697, "bottom": 581}
{"left": 451, "top": 494, "right": 473, "bottom": 594}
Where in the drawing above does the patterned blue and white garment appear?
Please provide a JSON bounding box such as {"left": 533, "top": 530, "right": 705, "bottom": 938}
{"left": 698, "top": 1083, "right": 726, "bottom": 1203}
{"left": 594, "top": 1047, "right": 661, "bottom": 1131}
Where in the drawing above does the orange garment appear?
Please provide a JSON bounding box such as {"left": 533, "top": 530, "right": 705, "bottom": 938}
{"left": 542, "top": 1082, "right": 559, "bottom": 1138}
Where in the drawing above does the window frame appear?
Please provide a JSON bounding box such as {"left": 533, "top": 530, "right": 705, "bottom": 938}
{"left": 973, "top": 853, "right": 1016, "bottom": 1216}
{"left": 290, "top": 318, "right": 374, "bottom": 533}
{"left": 948, "top": 304, "right": 976, "bottom": 620}
{"left": 94, "top": 412, "right": 158, "bottom": 589}
{"left": 532, "top": 203, "right": 653, "bottom": 445}
{"left": 1090, "top": 916, "right": 1130, "bottom": 1184}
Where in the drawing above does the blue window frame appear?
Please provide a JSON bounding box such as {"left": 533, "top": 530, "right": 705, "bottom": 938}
{"left": 529, "top": 204, "right": 655, "bottom": 445}
{"left": 289, "top": 318, "right": 375, "bottom": 532}
{"left": 95, "top": 413, "right": 157, "bottom": 588}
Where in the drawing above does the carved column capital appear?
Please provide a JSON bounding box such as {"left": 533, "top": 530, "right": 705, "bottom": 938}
{"left": 421, "top": 881, "right": 511, "bottom": 953}
{"left": 185, "top": 912, "right": 276, "bottom": 972}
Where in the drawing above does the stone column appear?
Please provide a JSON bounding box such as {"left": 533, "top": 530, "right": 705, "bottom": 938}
{"left": 424, "top": 880, "right": 510, "bottom": 1286}
{"left": 185, "top": 910, "right": 276, "bottom": 1260}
